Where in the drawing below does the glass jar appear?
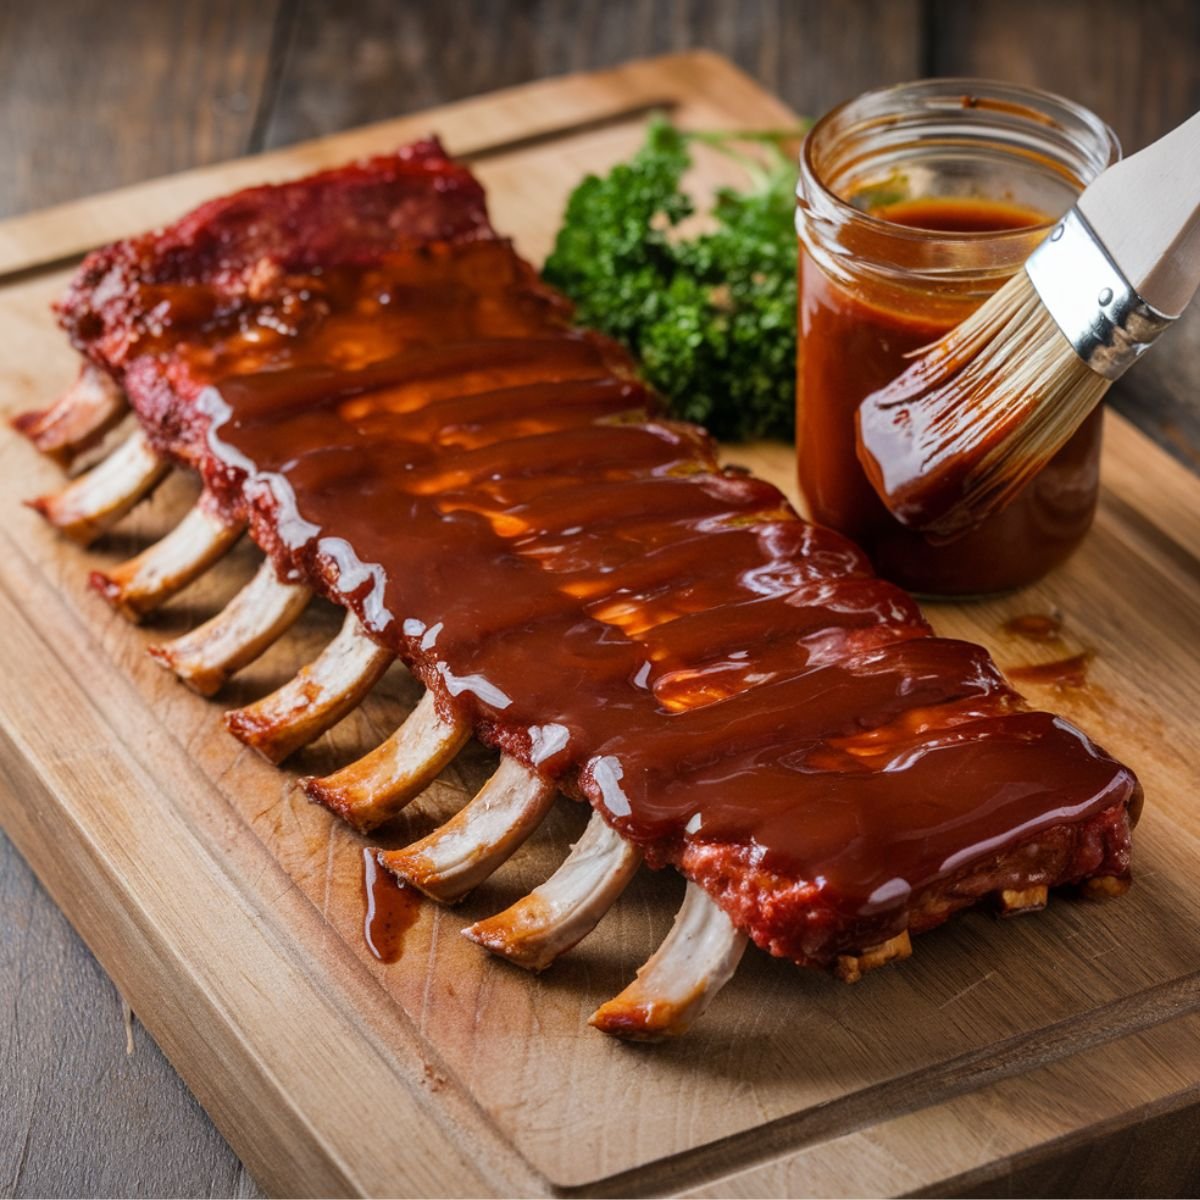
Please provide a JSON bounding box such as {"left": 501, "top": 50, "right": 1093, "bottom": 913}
{"left": 795, "top": 80, "right": 1119, "bottom": 596}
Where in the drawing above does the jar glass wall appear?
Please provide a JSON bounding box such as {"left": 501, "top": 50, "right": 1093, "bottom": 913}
{"left": 794, "top": 79, "right": 1119, "bottom": 596}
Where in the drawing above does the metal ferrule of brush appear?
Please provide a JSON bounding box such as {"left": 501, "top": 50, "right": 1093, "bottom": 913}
{"left": 1025, "top": 208, "right": 1173, "bottom": 381}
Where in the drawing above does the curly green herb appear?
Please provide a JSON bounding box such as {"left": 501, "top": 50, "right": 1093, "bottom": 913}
{"left": 542, "top": 116, "right": 807, "bottom": 441}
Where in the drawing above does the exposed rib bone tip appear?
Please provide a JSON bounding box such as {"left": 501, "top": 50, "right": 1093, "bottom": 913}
{"left": 27, "top": 428, "right": 168, "bottom": 545}
{"left": 303, "top": 689, "right": 469, "bottom": 832}
{"left": 379, "top": 755, "right": 557, "bottom": 904}
{"left": 12, "top": 364, "right": 129, "bottom": 467}
{"left": 1081, "top": 874, "right": 1131, "bottom": 900}
{"left": 225, "top": 610, "right": 393, "bottom": 763}
{"left": 833, "top": 930, "right": 913, "bottom": 984}
{"left": 90, "top": 499, "right": 245, "bottom": 622}
{"left": 998, "top": 885, "right": 1049, "bottom": 915}
{"left": 465, "top": 809, "right": 642, "bottom": 970}
{"left": 147, "top": 557, "right": 312, "bottom": 696}
{"left": 589, "top": 882, "right": 748, "bottom": 1041}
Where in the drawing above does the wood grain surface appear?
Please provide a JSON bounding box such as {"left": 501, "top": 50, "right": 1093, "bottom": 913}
{"left": 0, "top": 6, "right": 1197, "bottom": 1198}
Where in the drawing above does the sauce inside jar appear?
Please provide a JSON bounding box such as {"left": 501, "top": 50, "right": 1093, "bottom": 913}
{"left": 796, "top": 193, "right": 1103, "bottom": 596}
{"left": 869, "top": 197, "right": 1047, "bottom": 234}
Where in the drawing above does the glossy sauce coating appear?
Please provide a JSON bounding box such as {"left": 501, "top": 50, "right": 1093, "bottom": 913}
{"left": 188, "top": 241, "right": 1133, "bottom": 926}
{"left": 56, "top": 149, "right": 1137, "bottom": 961}
{"left": 797, "top": 196, "right": 1104, "bottom": 595}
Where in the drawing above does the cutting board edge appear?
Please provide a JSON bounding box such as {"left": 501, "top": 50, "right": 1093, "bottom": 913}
{"left": 673, "top": 1010, "right": 1200, "bottom": 1199}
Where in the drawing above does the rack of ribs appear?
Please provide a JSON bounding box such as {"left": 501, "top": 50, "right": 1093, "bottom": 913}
{"left": 17, "top": 139, "right": 1140, "bottom": 1040}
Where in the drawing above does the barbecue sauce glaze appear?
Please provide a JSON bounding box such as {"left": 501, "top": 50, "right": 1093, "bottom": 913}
{"left": 58, "top": 147, "right": 1137, "bottom": 962}
{"left": 797, "top": 197, "right": 1104, "bottom": 595}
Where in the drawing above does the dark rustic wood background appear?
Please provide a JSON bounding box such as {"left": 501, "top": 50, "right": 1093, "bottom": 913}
{"left": 1, "top": 2, "right": 1197, "bottom": 1196}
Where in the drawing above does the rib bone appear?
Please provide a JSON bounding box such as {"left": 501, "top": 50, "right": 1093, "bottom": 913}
{"left": 833, "top": 930, "right": 913, "bottom": 983}
{"left": 303, "top": 690, "right": 469, "bottom": 832}
{"left": 90, "top": 498, "right": 245, "bottom": 621}
{"left": 148, "top": 558, "right": 312, "bottom": 696}
{"left": 589, "top": 881, "right": 748, "bottom": 1040}
{"left": 13, "top": 364, "right": 129, "bottom": 467}
{"left": 998, "top": 885, "right": 1049, "bottom": 915}
{"left": 1082, "top": 875, "right": 1131, "bottom": 900}
{"left": 465, "top": 809, "right": 642, "bottom": 969}
{"left": 28, "top": 428, "right": 168, "bottom": 545}
{"left": 224, "top": 611, "right": 393, "bottom": 763}
{"left": 378, "top": 755, "right": 557, "bottom": 903}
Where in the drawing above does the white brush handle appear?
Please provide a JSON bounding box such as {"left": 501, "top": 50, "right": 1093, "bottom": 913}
{"left": 1078, "top": 108, "right": 1200, "bottom": 317}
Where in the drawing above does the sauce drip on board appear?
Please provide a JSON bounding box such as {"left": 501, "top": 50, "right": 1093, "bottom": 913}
{"left": 797, "top": 194, "right": 1104, "bottom": 596}
{"left": 1003, "top": 612, "right": 1065, "bottom": 642}
{"left": 56, "top": 147, "right": 1137, "bottom": 962}
{"left": 1001, "top": 612, "right": 1094, "bottom": 693}
{"left": 1007, "top": 653, "right": 1093, "bottom": 691}
{"left": 362, "top": 846, "right": 420, "bottom": 963}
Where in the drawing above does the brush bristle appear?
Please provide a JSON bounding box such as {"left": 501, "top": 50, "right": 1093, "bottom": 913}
{"left": 856, "top": 270, "right": 1110, "bottom": 538}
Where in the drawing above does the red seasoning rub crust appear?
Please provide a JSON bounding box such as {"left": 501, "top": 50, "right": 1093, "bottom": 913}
{"left": 25, "top": 141, "right": 1139, "bottom": 1030}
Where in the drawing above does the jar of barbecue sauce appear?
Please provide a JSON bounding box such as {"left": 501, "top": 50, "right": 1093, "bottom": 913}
{"left": 795, "top": 81, "right": 1119, "bottom": 595}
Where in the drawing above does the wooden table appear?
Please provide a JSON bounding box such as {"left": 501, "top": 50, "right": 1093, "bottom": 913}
{"left": 1, "top": 3, "right": 1196, "bottom": 1196}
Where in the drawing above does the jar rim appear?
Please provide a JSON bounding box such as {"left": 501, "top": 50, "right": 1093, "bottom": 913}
{"left": 798, "top": 77, "right": 1121, "bottom": 246}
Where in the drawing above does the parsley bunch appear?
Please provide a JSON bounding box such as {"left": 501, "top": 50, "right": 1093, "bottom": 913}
{"left": 542, "top": 116, "right": 806, "bottom": 441}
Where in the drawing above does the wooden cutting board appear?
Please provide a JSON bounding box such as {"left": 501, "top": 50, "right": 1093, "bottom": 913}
{"left": 0, "top": 52, "right": 1197, "bottom": 1198}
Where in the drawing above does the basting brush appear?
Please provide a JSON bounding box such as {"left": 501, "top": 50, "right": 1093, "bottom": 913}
{"left": 855, "top": 108, "right": 1200, "bottom": 540}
